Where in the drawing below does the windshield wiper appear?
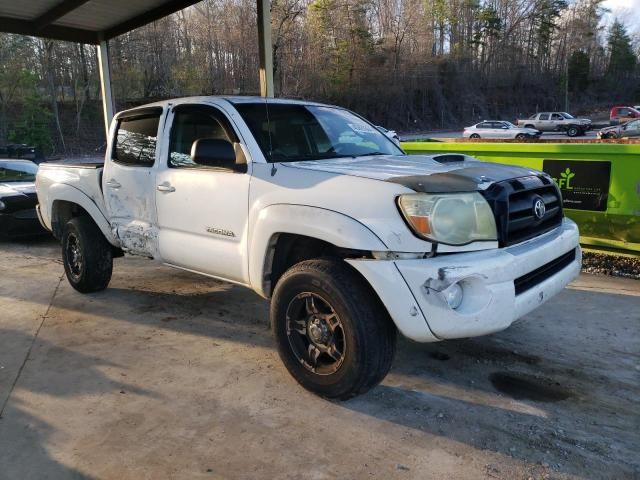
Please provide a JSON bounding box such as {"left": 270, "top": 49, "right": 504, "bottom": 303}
{"left": 353, "top": 152, "right": 389, "bottom": 157}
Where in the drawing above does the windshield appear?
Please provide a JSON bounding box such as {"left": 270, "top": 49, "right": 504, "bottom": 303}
{"left": 234, "top": 103, "right": 403, "bottom": 162}
{"left": 560, "top": 112, "right": 574, "bottom": 119}
{"left": 0, "top": 161, "right": 37, "bottom": 182}
{"left": 504, "top": 121, "right": 517, "bottom": 128}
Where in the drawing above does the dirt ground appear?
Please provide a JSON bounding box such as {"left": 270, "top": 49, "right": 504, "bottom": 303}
{"left": 0, "top": 238, "right": 638, "bottom": 480}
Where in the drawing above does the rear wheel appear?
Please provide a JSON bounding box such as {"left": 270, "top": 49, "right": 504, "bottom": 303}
{"left": 62, "top": 216, "right": 113, "bottom": 293}
{"left": 470, "top": 133, "right": 480, "bottom": 139}
{"left": 271, "top": 259, "right": 396, "bottom": 400}
{"left": 524, "top": 124, "right": 535, "bottom": 129}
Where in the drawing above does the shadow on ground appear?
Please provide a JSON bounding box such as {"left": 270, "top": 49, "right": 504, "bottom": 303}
{"left": 0, "top": 328, "right": 157, "bottom": 480}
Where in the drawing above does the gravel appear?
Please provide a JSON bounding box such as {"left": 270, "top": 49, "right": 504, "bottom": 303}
{"left": 581, "top": 251, "right": 640, "bottom": 280}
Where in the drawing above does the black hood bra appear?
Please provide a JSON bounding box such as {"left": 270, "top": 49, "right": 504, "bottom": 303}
{"left": 387, "top": 163, "right": 544, "bottom": 193}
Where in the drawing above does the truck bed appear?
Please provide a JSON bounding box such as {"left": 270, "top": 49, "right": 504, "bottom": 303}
{"left": 36, "top": 160, "right": 108, "bottom": 234}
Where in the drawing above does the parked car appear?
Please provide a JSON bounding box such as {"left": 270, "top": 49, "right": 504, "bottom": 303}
{"left": 36, "top": 96, "right": 581, "bottom": 399}
{"left": 609, "top": 106, "right": 640, "bottom": 125}
{"left": 0, "top": 159, "right": 46, "bottom": 239}
{"left": 597, "top": 119, "right": 640, "bottom": 139}
{"left": 463, "top": 121, "right": 541, "bottom": 139}
{"left": 376, "top": 125, "right": 401, "bottom": 147}
{"left": 517, "top": 112, "right": 591, "bottom": 137}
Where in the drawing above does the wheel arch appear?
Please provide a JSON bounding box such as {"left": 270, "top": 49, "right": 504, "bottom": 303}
{"left": 249, "top": 204, "right": 388, "bottom": 298}
{"left": 48, "top": 184, "right": 118, "bottom": 246}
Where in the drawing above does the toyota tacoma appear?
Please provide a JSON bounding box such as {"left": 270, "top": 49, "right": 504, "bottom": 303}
{"left": 36, "top": 97, "right": 581, "bottom": 399}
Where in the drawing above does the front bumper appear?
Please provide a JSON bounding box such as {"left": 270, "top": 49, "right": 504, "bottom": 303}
{"left": 347, "top": 219, "right": 581, "bottom": 342}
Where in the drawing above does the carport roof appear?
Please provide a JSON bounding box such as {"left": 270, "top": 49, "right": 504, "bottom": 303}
{"left": 0, "top": 0, "right": 202, "bottom": 44}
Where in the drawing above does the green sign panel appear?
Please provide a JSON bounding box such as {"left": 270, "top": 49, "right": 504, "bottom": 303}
{"left": 542, "top": 160, "right": 611, "bottom": 212}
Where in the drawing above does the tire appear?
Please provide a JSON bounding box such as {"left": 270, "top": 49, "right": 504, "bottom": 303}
{"left": 605, "top": 133, "right": 617, "bottom": 139}
{"left": 524, "top": 124, "right": 535, "bottom": 129}
{"left": 515, "top": 134, "right": 526, "bottom": 140}
{"left": 62, "top": 216, "right": 113, "bottom": 293}
{"left": 271, "top": 259, "right": 396, "bottom": 400}
{"left": 470, "top": 133, "right": 480, "bottom": 139}
{"left": 566, "top": 126, "right": 579, "bottom": 137}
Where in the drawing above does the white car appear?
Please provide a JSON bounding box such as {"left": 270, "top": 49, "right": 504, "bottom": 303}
{"left": 36, "top": 96, "right": 580, "bottom": 399}
{"left": 464, "top": 121, "right": 541, "bottom": 139}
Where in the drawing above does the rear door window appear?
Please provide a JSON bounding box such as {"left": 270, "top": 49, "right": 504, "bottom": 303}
{"left": 539, "top": 113, "right": 550, "bottom": 120}
{"left": 113, "top": 113, "right": 161, "bottom": 167}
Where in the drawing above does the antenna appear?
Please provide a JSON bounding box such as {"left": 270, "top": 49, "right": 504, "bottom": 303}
{"left": 265, "top": 96, "right": 277, "bottom": 176}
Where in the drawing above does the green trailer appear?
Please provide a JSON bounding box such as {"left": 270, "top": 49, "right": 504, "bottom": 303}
{"left": 402, "top": 141, "right": 640, "bottom": 254}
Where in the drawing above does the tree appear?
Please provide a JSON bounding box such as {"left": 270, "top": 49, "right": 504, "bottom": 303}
{"left": 568, "top": 50, "right": 590, "bottom": 92}
{"left": 607, "top": 20, "right": 636, "bottom": 80}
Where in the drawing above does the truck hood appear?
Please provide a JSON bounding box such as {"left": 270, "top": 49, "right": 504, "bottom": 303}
{"left": 286, "top": 154, "right": 544, "bottom": 192}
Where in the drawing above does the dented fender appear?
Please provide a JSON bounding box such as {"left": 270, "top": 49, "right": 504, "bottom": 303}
{"left": 45, "top": 182, "right": 119, "bottom": 246}
{"left": 248, "top": 204, "right": 389, "bottom": 297}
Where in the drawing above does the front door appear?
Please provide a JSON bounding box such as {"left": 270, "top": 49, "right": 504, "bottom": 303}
{"left": 103, "top": 108, "right": 163, "bottom": 257}
{"left": 624, "top": 120, "right": 640, "bottom": 138}
{"left": 154, "top": 104, "right": 251, "bottom": 284}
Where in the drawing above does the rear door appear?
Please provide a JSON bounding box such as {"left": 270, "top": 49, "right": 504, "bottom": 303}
{"left": 537, "top": 113, "right": 550, "bottom": 131}
{"left": 154, "top": 103, "right": 251, "bottom": 284}
{"left": 103, "top": 108, "right": 163, "bottom": 257}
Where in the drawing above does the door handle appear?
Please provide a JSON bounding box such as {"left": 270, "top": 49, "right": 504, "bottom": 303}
{"left": 105, "top": 179, "right": 121, "bottom": 189}
{"left": 157, "top": 183, "right": 176, "bottom": 193}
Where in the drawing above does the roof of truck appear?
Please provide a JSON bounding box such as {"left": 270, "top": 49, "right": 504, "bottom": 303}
{"left": 117, "top": 96, "right": 331, "bottom": 118}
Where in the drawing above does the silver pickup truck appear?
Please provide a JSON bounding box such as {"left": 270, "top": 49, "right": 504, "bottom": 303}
{"left": 517, "top": 112, "right": 591, "bottom": 137}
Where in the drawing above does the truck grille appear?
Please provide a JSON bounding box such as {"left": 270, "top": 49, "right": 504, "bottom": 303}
{"left": 481, "top": 175, "right": 563, "bottom": 247}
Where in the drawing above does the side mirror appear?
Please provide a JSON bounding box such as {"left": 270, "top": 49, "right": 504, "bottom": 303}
{"left": 191, "top": 138, "right": 247, "bottom": 172}
{"left": 502, "top": 125, "right": 508, "bottom": 129}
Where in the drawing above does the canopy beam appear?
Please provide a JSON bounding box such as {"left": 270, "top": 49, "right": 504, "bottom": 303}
{"left": 257, "top": 0, "right": 274, "bottom": 97}
{"left": 97, "top": 39, "right": 115, "bottom": 138}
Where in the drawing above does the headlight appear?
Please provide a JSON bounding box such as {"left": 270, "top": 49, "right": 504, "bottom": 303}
{"left": 397, "top": 192, "right": 497, "bottom": 245}
{"left": 0, "top": 200, "right": 5, "bottom": 211}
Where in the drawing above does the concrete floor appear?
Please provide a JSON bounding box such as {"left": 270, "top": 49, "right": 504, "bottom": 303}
{"left": 0, "top": 238, "right": 638, "bottom": 480}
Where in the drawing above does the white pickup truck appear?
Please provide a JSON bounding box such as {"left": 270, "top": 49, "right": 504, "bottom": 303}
{"left": 36, "top": 96, "right": 581, "bottom": 399}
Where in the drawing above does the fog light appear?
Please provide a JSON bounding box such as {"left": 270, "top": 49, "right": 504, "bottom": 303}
{"left": 443, "top": 283, "right": 463, "bottom": 309}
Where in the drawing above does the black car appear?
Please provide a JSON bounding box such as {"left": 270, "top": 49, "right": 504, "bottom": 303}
{"left": 0, "top": 159, "right": 47, "bottom": 239}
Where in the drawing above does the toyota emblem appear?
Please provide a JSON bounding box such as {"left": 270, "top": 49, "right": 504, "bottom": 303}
{"left": 533, "top": 198, "right": 546, "bottom": 220}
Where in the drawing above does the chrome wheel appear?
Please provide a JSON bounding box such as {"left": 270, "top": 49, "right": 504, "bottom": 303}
{"left": 285, "top": 292, "right": 346, "bottom": 375}
{"left": 65, "top": 233, "right": 83, "bottom": 280}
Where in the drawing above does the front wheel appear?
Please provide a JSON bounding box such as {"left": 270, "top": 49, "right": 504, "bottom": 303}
{"left": 470, "top": 133, "right": 480, "bottom": 139}
{"left": 62, "top": 216, "right": 113, "bottom": 293}
{"left": 566, "top": 126, "right": 579, "bottom": 137}
{"left": 515, "top": 133, "right": 526, "bottom": 140}
{"left": 271, "top": 259, "right": 396, "bottom": 400}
